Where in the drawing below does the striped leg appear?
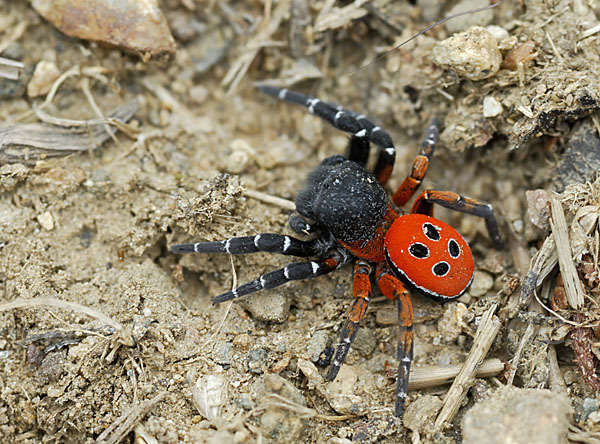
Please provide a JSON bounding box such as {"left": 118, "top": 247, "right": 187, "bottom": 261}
{"left": 258, "top": 85, "right": 396, "bottom": 184}
{"left": 392, "top": 118, "right": 438, "bottom": 207}
{"left": 411, "top": 190, "right": 504, "bottom": 250}
{"left": 327, "top": 260, "right": 372, "bottom": 381}
{"left": 211, "top": 248, "right": 351, "bottom": 304}
{"left": 377, "top": 265, "right": 414, "bottom": 418}
{"left": 171, "top": 233, "right": 334, "bottom": 257}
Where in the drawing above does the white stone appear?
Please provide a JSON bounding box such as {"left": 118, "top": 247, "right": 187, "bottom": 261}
{"left": 483, "top": 96, "right": 503, "bottom": 117}
{"left": 27, "top": 61, "right": 61, "bottom": 98}
{"left": 485, "top": 25, "right": 509, "bottom": 43}
{"left": 37, "top": 211, "right": 54, "bottom": 230}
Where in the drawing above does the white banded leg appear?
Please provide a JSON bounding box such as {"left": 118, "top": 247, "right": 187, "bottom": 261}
{"left": 258, "top": 85, "right": 396, "bottom": 184}
{"left": 171, "top": 233, "right": 329, "bottom": 257}
{"left": 211, "top": 248, "right": 351, "bottom": 304}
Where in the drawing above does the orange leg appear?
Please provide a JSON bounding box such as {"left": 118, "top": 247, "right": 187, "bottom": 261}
{"left": 411, "top": 190, "right": 504, "bottom": 249}
{"left": 377, "top": 265, "right": 414, "bottom": 418}
{"left": 327, "top": 261, "right": 372, "bottom": 381}
{"left": 392, "top": 118, "right": 438, "bottom": 207}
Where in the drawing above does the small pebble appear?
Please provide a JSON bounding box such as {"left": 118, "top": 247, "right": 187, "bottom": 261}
{"left": 351, "top": 328, "right": 377, "bottom": 357}
{"left": 1, "top": 42, "right": 24, "bottom": 60}
{"left": 235, "top": 397, "right": 255, "bottom": 410}
{"left": 483, "top": 96, "right": 503, "bottom": 117}
{"left": 437, "top": 302, "right": 468, "bottom": 343}
{"left": 326, "top": 365, "right": 367, "bottom": 415}
{"left": 486, "top": 25, "right": 509, "bottom": 43}
{"left": 433, "top": 26, "right": 502, "bottom": 81}
{"left": 37, "top": 211, "right": 54, "bottom": 230}
{"left": 233, "top": 333, "right": 251, "bottom": 349}
{"left": 403, "top": 395, "right": 442, "bottom": 435}
{"left": 241, "top": 291, "right": 290, "bottom": 322}
{"left": 525, "top": 189, "right": 551, "bottom": 231}
{"left": 257, "top": 374, "right": 307, "bottom": 443}
{"left": 581, "top": 398, "right": 599, "bottom": 421}
{"left": 248, "top": 347, "right": 268, "bottom": 374}
{"left": 223, "top": 139, "right": 256, "bottom": 174}
{"left": 307, "top": 330, "right": 329, "bottom": 363}
{"left": 469, "top": 270, "right": 494, "bottom": 297}
{"left": 27, "top": 61, "right": 61, "bottom": 98}
{"left": 214, "top": 341, "right": 233, "bottom": 365}
{"left": 189, "top": 85, "right": 209, "bottom": 105}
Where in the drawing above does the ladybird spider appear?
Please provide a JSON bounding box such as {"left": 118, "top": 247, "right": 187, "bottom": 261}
{"left": 171, "top": 85, "right": 504, "bottom": 417}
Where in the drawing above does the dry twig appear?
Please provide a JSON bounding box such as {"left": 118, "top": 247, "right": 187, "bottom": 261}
{"left": 506, "top": 322, "right": 535, "bottom": 386}
{"left": 221, "top": 0, "right": 291, "bottom": 94}
{"left": 95, "top": 392, "right": 166, "bottom": 444}
{"left": 435, "top": 303, "right": 502, "bottom": 427}
{"left": 547, "top": 344, "right": 568, "bottom": 395}
{"left": 568, "top": 425, "right": 600, "bottom": 444}
{"left": 0, "top": 56, "right": 24, "bottom": 80}
{"left": 408, "top": 358, "right": 504, "bottom": 390}
{"left": 243, "top": 189, "right": 296, "bottom": 211}
{"left": 0, "top": 297, "right": 133, "bottom": 346}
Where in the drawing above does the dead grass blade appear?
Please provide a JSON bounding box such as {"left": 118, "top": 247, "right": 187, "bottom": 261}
{"left": 95, "top": 392, "right": 166, "bottom": 444}
{"left": 0, "top": 56, "right": 24, "bottom": 80}
{"left": 0, "top": 297, "right": 134, "bottom": 347}
{"left": 0, "top": 100, "right": 138, "bottom": 164}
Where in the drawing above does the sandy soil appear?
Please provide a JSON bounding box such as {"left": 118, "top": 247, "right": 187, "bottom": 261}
{"left": 1, "top": 0, "right": 600, "bottom": 443}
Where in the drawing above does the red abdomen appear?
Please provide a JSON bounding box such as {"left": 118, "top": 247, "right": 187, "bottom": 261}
{"left": 384, "top": 214, "right": 474, "bottom": 300}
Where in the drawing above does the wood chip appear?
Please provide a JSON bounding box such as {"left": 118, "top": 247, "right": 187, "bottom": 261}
{"left": 550, "top": 196, "right": 585, "bottom": 309}
{"left": 519, "top": 233, "right": 558, "bottom": 308}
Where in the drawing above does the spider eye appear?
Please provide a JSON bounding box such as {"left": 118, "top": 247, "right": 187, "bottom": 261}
{"left": 423, "top": 223, "right": 440, "bottom": 241}
{"left": 432, "top": 261, "right": 450, "bottom": 277}
{"left": 448, "top": 239, "right": 461, "bottom": 258}
{"left": 409, "top": 242, "right": 430, "bottom": 259}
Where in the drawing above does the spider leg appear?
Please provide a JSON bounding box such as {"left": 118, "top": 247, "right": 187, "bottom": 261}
{"left": 211, "top": 248, "right": 352, "bottom": 304}
{"left": 377, "top": 265, "right": 414, "bottom": 418}
{"left": 346, "top": 132, "right": 371, "bottom": 167}
{"left": 392, "top": 118, "right": 438, "bottom": 207}
{"left": 171, "top": 233, "right": 334, "bottom": 257}
{"left": 411, "top": 190, "right": 505, "bottom": 250}
{"left": 327, "top": 260, "right": 372, "bottom": 381}
{"left": 258, "top": 85, "right": 396, "bottom": 184}
{"left": 289, "top": 213, "right": 321, "bottom": 236}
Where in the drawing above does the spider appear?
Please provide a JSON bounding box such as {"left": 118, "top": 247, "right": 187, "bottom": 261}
{"left": 171, "top": 85, "right": 504, "bottom": 417}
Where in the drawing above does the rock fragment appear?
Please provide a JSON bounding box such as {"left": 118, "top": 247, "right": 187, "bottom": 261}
{"left": 433, "top": 26, "right": 502, "bottom": 81}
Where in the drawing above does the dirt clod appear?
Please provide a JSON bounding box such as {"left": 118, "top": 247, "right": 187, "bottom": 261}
{"left": 432, "top": 26, "right": 502, "bottom": 80}
{"left": 462, "top": 388, "right": 572, "bottom": 444}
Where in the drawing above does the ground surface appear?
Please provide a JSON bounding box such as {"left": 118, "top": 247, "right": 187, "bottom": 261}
{"left": 1, "top": 0, "right": 600, "bottom": 443}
